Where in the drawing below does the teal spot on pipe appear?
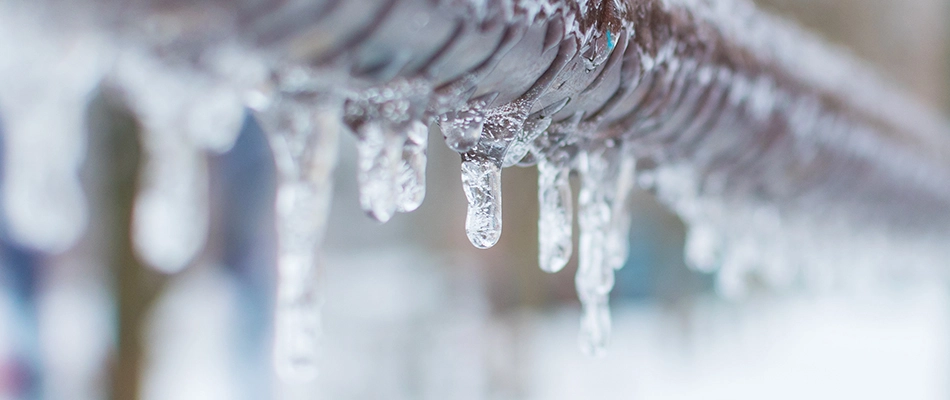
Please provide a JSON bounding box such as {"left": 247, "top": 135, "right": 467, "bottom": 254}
{"left": 606, "top": 30, "right": 615, "bottom": 51}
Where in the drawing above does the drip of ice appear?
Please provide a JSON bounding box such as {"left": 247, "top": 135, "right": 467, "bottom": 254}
{"left": 575, "top": 142, "right": 633, "bottom": 357}
{"left": 461, "top": 157, "right": 503, "bottom": 249}
{"left": 396, "top": 120, "right": 429, "bottom": 213}
{"left": 537, "top": 158, "right": 573, "bottom": 273}
{"left": 0, "top": 5, "right": 106, "bottom": 252}
{"left": 345, "top": 79, "right": 431, "bottom": 222}
{"left": 355, "top": 121, "right": 405, "bottom": 223}
{"left": 115, "top": 51, "right": 248, "bottom": 273}
{"left": 254, "top": 94, "right": 341, "bottom": 381}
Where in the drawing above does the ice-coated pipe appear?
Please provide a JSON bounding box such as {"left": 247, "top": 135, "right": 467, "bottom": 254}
{"left": 241, "top": 0, "right": 950, "bottom": 237}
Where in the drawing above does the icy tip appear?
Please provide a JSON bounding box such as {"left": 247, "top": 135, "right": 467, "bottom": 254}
{"left": 461, "top": 159, "right": 503, "bottom": 249}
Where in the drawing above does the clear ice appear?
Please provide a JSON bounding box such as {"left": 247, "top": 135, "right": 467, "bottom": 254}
{"left": 356, "top": 121, "right": 404, "bottom": 223}
{"left": 439, "top": 106, "right": 486, "bottom": 153}
{"left": 575, "top": 145, "right": 630, "bottom": 357}
{"left": 395, "top": 120, "right": 428, "bottom": 213}
{"left": 604, "top": 143, "right": 637, "bottom": 271}
{"left": 537, "top": 159, "right": 573, "bottom": 274}
{"left": 2, "top": 0, "right": 948, "bottom": 373}
{"left": 461, "top": 158, "right": 503, "bottom": 249}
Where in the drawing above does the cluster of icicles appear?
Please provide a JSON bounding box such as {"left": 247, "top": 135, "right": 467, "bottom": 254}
{"left": 0, "top": 1, "right": 641, "bottom": 378}
{"left": 3, "top": 0, "right": 948, "bottom": 383}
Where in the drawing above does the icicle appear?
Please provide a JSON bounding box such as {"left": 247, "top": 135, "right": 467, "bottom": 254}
{"left": 579, "top": 296, "right": 612, "bottom": 357}
{"left": 575, "top": 148, "right": 618, "bottom": 357}
{"left": 458, "top": 97, "right": 534, "bottom": 249}
{"left": 716, "top": 237, "right": 758, "bottom": 299}
{"left": 684, "top": 222, "right": 721, "bottom": 272}
{"left": 537, "top": 158, "right": 573, "bottom": 273}
{"left": 131, "top": 143, "right": 210, "bottom": 273}
{"left": 604, "top": 142, "right": 637, "bottom": 270}
{"left": 395, "top": 120, "right": 428, "bottom": 213}
{"left": 345, "top": 78, "right": 431, "bottom": 221}
{"left": 355, "top": 121, "right": 404, "bottom": 223}
{"left": 254, "top": 95, "right": 340, "bottom": 381}
{"left": 461, "top": 157, "right": 503, "bottom": 249}
{"left": 0, "top": 7, "right": 105, "bottom": 252}
{"left": 110, "top": 47, "right": 257, "bottom": 272}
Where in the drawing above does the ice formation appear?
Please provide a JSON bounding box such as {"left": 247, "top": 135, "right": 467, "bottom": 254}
{"left": 3, "top": 0, "right": 950, "bottom": 376}
{"left": 253, "top": 90, "right": 341, "bottom": 379}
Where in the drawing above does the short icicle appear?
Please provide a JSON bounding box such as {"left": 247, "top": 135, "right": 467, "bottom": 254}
{"left": 461, "top": 156, "right": 503, "bottom": 249}
{"left": 345, "top": 78, "right": 431, "bottom": 222}
{"left": 355, "top": 121, "right": 404, "bottom": 223}
{"left": 537, "top": 158, "right": 573, "bottom": 273}
{"left": 255, "top": 95, "right": 340, "bottom": 381}
{"left": 395, "top": 120, "right": 428, "bottom": 213}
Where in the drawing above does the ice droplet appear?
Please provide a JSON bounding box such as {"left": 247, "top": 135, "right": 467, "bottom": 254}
{"left": 395, "top": 120, "right": 428, "bottom": 213}
{"left": 537, "top": 159, "right": 573, "bottom": 273}
{"left": 255, "top": 96, "right": 340, "bottom": 381}
{"left": 461, "top": 157, "right": 503, "bottom": 249}
{"left": 439, "top": 105, "right": 486, "bottom": 153}
{"left": 356, "top": 121, "right": 404, "bottom": 223}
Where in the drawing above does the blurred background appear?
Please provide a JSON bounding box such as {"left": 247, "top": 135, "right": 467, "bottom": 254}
{"left": 2, "top": 0, "right": 950, "bottom": 399}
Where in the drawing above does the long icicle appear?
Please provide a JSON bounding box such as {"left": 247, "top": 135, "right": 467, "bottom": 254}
{"left": 576, "top": 145, "right": 624, "bottom": 357}
{"left": 256, "top": 94, "right": 340, "bottom": 380}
